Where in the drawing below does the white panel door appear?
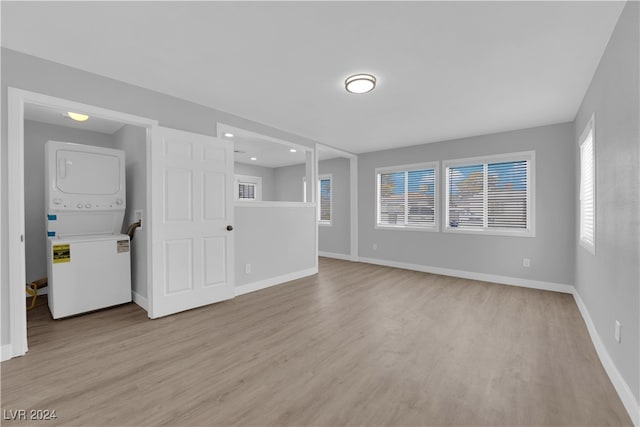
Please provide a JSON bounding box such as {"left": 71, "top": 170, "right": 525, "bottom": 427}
{"left": 150, "top": 127, "right": 234, "bottom": 318}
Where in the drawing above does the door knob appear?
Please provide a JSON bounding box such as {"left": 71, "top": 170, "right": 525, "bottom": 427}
{"left": 226, "top": 225, "right": 233, "bottom": 231}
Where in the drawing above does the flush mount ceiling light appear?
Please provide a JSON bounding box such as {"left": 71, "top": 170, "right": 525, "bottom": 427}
{"left": 250, "top": 157, "right": 257, "bottom": 161}
{"left": 224, "top": 132, "right": 234, "bottom": 138}
{"left": 67, "top": 112, "right": 89, "bottom": 122}
{"left": 290, "top": 149, "right": 297, "bottom": 153}
{"left": 345, "top": 73, "right": 376, "bottom": 94}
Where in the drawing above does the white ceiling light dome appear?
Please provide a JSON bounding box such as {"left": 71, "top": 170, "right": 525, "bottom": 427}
{"left": 345, "top": 74, "right": 376, "bottom": 94}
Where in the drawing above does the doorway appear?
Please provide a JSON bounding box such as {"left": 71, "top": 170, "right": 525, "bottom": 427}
{"left": 316, "top": 144, "right": 358, "bottom": 261}
{"left": 6, "top": 88, "right": 157, "bottom": 359}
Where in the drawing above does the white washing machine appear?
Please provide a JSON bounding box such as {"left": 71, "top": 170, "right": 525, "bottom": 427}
{"left": 45, "top": 141, "right": 132, "bottom": 319}
{"left": 47, "top": 234, "right": 131, "bottom": 319}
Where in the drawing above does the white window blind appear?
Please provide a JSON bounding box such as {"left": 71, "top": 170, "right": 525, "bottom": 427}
{"left": 318, "top": 176, "right": 332, "bottom": 224}
{"left": 238, "top": 183, "right": 256, "bottom": 199}
{"left": 447, "top": 164, "right": 484, "bottom": 228}
{"left": 488, "top": 160, "right": 528, "bottom": 229}
{"left": 580, "top": 119, "right": 595, "bottom": 253}
{"left": 235, "top": 174, "right": 262, "bottom": 201}
{"left": 445, "top": 152, "right": 533, "bottom": 236}
{"left": 376, "top": 163, "right": 437, "bottom": 230}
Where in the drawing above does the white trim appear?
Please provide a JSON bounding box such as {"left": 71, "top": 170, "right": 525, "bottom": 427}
{"left": 234, "top": 267, "right": 317, "bottom": 297}
{"left": 25, "top": 287, "right": 48, "bottom": 297}
{"left": 1, "top": 344, "right": 14, "bottom": 362}
{"left": 357, "top": 256, "right": 574, "bottom": 294}
{"left": 7, "top": 87, "right": 158, "bottom": 360}
{"left": 318, "top": 251, "right": 354, "bottom": 261}
{"left": 132, "top": 290, "right": 148, "bottom": 311}
{"left": 8, "top": 88, "right": 28, "bottom": 358}
{"left": 572, "top": 290, "right": 639, "bottom": 426}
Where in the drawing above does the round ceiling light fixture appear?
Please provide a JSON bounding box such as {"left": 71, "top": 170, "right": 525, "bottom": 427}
{"left": 67, "top": 112, "right": 89, "bottom": 122}
{"left": 224, "top": 132, "right": 234, "bottom": 138}
{"left": 345, "top": 73, "right": 376, "bottom": 94}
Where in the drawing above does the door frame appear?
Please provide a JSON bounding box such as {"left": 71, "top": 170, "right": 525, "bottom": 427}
{"left": 5, "top": 88, "right": 158, "bottom": 360}
{"left": 315, "top": 144, "right": 358, "bottom": 261}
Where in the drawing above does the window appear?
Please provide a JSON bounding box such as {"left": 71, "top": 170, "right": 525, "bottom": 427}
{"left": 579, "top": 115, "right": 595, "bottom": 254}
{"left": 318, "top": 175, "right": 332, "bottom": 225}
{"left": 444, "top": 151, "right": 534, "bottom": 236}
{"left": 376, "top": 162, "right": 438, "bottom": 230}
{"left": 235, "top": 175, "right": 262, "bottom": 201}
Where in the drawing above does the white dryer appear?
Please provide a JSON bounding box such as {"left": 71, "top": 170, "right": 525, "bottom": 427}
{"left": 45, "top": 141, "right": 132, "bottom": 319}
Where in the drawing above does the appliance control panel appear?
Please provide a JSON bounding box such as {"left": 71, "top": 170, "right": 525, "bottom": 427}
{"left": 50, "top": 197, "right": 125, "bottom": 211}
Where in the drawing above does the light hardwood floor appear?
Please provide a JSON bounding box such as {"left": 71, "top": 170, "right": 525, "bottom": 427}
{"left": 1, "top": 258, "right": 632, "bottom": 426}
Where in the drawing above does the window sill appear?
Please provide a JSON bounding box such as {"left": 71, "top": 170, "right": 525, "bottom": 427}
{"left": 375, "top": 225, "right": 439, "bottom": 232}
{"left": 579, "top": 239, "right": 596, "bottom": 255}
{"left": 444, "top": 227, "right": 535, "bottom": 238}
{"left": 318, "top": 221, "right": 332, "bottom": 227}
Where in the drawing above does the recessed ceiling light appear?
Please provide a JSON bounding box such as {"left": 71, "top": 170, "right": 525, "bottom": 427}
{"left": 67, "top": 112, "right": 89, "bottom": 122}
{"left": 250, "top": 157, "right": 257, "bottom": 161}
{"left": 290, "top": 149, "right": 297, "bottom": 153}
{"left": 345, "top": 74, "right": 376, "bottom": 94}
{"left": 224, "top": 132, "right": 234, "bottom": 138}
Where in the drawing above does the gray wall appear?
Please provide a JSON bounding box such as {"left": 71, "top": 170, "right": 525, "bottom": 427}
{"left": 358, "top": 122, "right": 576, "bottom": 286}
{"left": 1, "top": 48, "right": 322, "bottom": 347}
{"left": 235, "top": 206, "right": 316, "bottom": 287}
{"left": 113, "top": 125, "right": 148, "bottom": 301}
{"left": 318, "top": 157, "right": 350, "bottom": 256}
{"left": 274, "top": 163, "right": 306, "bottom": 202}
{"left": 24, "top": 120, "right": 116, "bottom": 283}
{"left": 234, "top": 162, "right": 276, "bottom": 202}
{"left": 573, "top": 1, "right": 639, "bottom": 403}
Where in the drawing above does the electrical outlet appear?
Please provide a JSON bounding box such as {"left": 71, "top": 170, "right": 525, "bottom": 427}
{"left": 245, "top": 264, "right": 251, "bottom": 274}
{"left": 615, "top": 320, "right": 621, "bottom": 343}
{"left": 134, "top": 210, "right": 143, "bottom": 230}
{"left": 523, "top": 258, "right": 530, "bottom": 267}
{"left": 372, "top": 243, "right": 377, "bottom": 250}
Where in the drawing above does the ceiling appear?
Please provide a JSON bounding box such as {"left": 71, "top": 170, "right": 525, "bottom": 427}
{"left": 1, "top": 1, "right": 625, "bottom": 154}
{"left": 24, "top": 103, "right": 125, "bottom": 135}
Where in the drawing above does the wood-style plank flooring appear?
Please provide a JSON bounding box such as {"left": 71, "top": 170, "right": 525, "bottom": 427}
{"left": 1, "top": 258, "right": 632, "bottom": 426}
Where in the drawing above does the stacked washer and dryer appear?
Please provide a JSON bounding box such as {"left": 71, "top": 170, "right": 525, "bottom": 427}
{"left": 45, "top": 141, "right": 132, "bottom": 319}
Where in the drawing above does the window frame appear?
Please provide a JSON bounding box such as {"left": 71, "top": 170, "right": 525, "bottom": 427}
{"left": 235, "top": 174, "right": 262, "bottom": 202}
{"left": 375, "top": 161, "right": 439, "bottom": 232}
{"left": 579, "top": 115, "right": 596, "bottom": 255}
{"left": 443, "top": 151, "right": 535, "bottom": 237}
{"left": 318, "top": 174, "right": 333, "bottom": 226}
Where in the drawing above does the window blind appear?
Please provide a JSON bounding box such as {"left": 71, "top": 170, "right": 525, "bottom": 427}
{"left": 447, "top": 164, "right": 484, "bottom": 228}
{"left": 238, "top": 183, "right": 255, "bottom": 199}
{"left": 319, "top": 178, "right": 331, "bottom": 222}
{"left": 378, "top": 167, "right": 436, "bottom": 228}
{"left": 487, "top": 160, "right": 528, "bottom": 229}
{"left": 580, "top": 130, "right": 595, "bottom": 248}
{"left": 446, "top": 155, "right": 531, "bottom": 233}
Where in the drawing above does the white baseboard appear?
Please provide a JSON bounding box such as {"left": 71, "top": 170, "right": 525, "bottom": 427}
{"left": 318, "top": 251, "right": 354, "bottom": 261}
{"left": 572, "top": 291, "right": 640, "bottom": 426}
{"left": 235, "top": 267, "right": 318, "bottom": 297}
{"left": 25, "top": 287, "right": 49, "bottom": 297}
{"left": 132, "top": 290, "right": 148, "bottom": 311}
{"left": 358, "top": 257, "right": 574, "bottom": 294}
{"left": 1, "top": 344, "right": 14, "bottom": 362}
